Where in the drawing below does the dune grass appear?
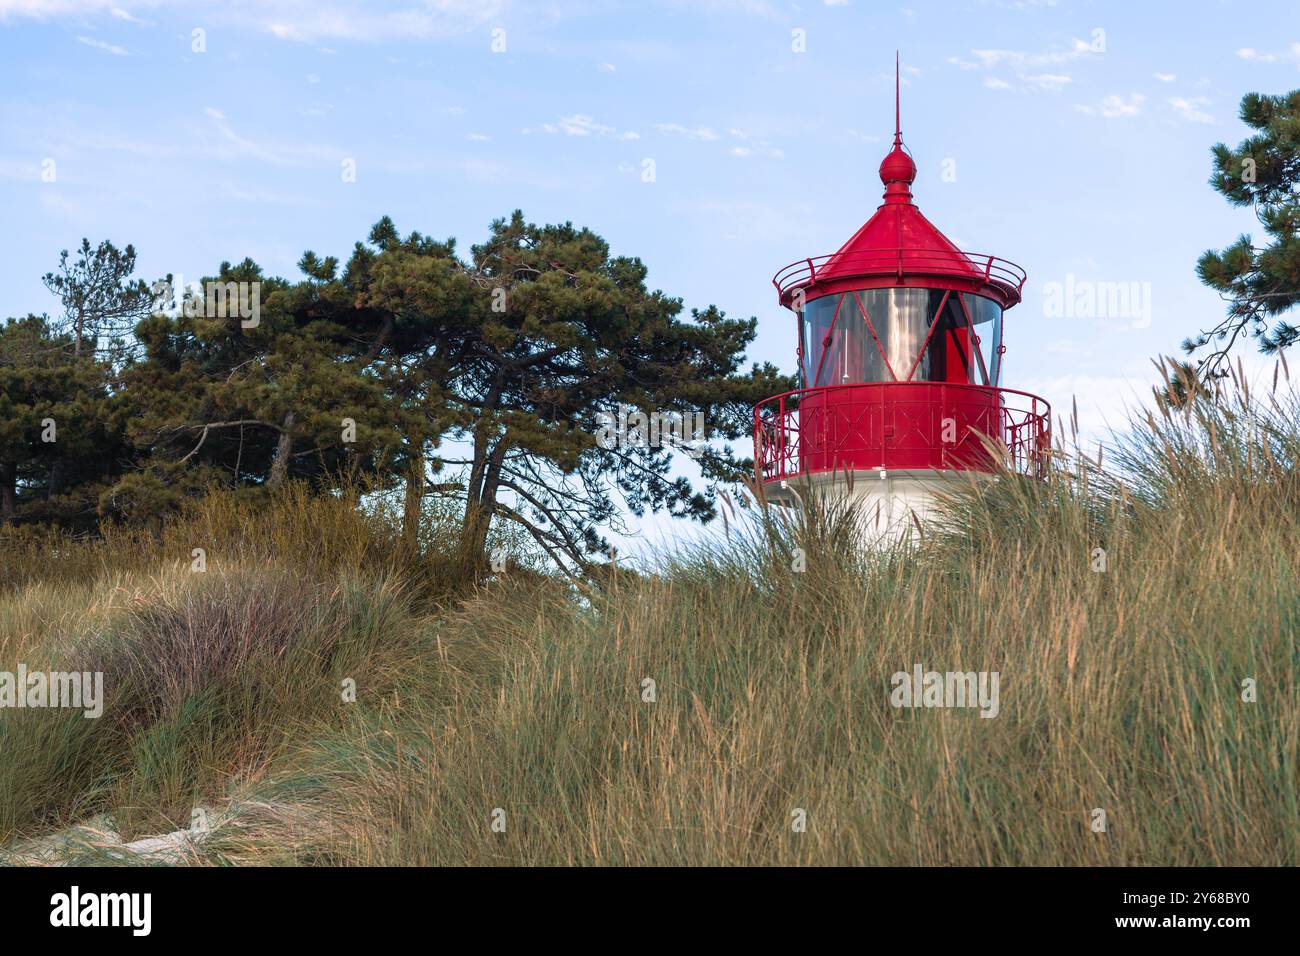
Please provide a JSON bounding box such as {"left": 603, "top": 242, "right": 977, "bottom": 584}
{"left": 0, "top": 566, "right": 434, "bottom": 843}
{"left": 2, "top": 374, "right": 1298, "bottom": 865}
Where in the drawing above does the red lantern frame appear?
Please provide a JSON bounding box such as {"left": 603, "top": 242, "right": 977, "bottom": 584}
{"left": 752, "top": 56, "right": 1050, "bottom": 488}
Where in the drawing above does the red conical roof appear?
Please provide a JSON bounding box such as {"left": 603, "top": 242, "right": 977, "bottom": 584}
{"left": 772, "top": 56, "right": 1026, "bottom": 310}
{"left": 813, "top": 158, "right": 984, "bottom": 287}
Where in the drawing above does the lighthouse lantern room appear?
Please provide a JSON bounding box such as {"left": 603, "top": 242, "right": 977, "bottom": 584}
{"left": 754, "top": 59, "right": 1051, "bottom": 540}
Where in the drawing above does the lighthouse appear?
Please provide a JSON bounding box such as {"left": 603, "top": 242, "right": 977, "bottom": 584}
{"left": 753, "top": 60, "right": 1051, "bottom": 542}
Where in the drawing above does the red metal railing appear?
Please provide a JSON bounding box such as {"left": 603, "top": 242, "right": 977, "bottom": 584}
{"left": 772, "top": 249, "right": 1027, "bottom": 303}
{"left": 754, "top": 382, "right": 1051, "bottom": 483}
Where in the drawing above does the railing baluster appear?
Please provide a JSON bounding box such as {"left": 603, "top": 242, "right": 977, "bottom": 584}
{"left": 755, "top": 384, "right": 1049, "bottom": 484}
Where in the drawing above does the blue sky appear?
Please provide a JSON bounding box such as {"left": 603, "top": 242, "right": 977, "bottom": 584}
{"left": 2, "top": 0, "right": 1297, "bottom": 553}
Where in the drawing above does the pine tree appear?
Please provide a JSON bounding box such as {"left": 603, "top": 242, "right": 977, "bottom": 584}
{"left": 114, "top": 257, "right": 402, "bottom": 521}
{"left": 31, "top": 214, "right": 789, "bottom": 574}
{"left": 1191, "top": 89, "right": 1300, "bottom": 379}
{"left": 0, "top": 315, "right": 124, "bottom": 529}
{"left": 42, "top": 238, "right": 153, "bottom": 359}
{"left": 350, "top": 212, "right": 790, "bottom": 578}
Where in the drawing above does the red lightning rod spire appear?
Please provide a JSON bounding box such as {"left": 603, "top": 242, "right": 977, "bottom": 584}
{"left": 894, "top": 50, "right": 901, "bottom": 145}
{"left": 879, "top": 51, "right": 917, "bottom": 202}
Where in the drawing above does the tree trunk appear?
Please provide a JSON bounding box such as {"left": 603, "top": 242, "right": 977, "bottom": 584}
{"left": 456, "top": 434, "right": 508, "bottom": 578}
{"left": 0, "top": 462, "right": 15, "bottom": 525}
{"left": 402, "top": 440, "right": 424, "bottom": 553}
{"left": 266, "top": 412, "right": 295, "bottom": 489}
{"left": 47, "top": 458, "right": 67, "bottom": 502}
{"left": 456, "top": 503, "right": 493, "bottom": 582}
{"left": 456, "top": 424, "right": 492, "bottom": 576}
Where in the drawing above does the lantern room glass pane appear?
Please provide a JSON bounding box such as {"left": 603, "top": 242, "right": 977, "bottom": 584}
{"left": 926, "top": 294, "right": 973, "bottom": 384}
{"left": 804, "top": 289, "right": 927, "bottom": 385}
{"left": 804, "top": 293, "right": 849, "bottom": 385}
{"left": 802, "top": 287, "right": 1002, "bottom": 387}
{"left": 867, "top": 288, "right": 932, "bottom": 381}
{"left": 960, "top": 293, "right": 1003, "bottom": 386}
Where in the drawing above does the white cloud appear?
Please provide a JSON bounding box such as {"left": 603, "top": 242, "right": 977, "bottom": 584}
{"left": 1236, "top": 47, "right": 1277, "bottom": 63}
{"left": 109, "top": 6, "right": 146, "bottom": 23}
{"left": 1025, "top": 73, "right": 1071, "bottom": 91}
{"left": 1022, "top": 350, "right": 1292, "bottom": 448}
{"left": 542, "top": 114, "right": 617, "bottom": 137}
{"left": 537, "top": 114, "right": 638, "bottom": 140}
{"left": 712, "top": 126, "right": 782, "bottom": 157}
{"left": 1168, "top": 96, "right": 1214, "bottom": 124}
{"left": 598, "top": 62, "right": 616, "bottom": 72}
{"left": 647, "top": 122, "right": 782, "bottom": 157}
{"left": 1236, "top": 43, "right": 1300, "bottom": 65}
{"left": 729, "top": 143, "right": 782, "bottom": 159}
{"left": 957, "top": 38, "right": 1094, "bottom": 92}
{"left": 675, "top": 0, "right": 780, "bottom": 17}
{"left": 1154, "top": 72, "right": 1176, "bottom": 82}
{"left": 655, "top": 122, "right": 720, "bottom": 141}
{"left": 0, "top": 0, "right": 505, "bottom": 41}
{"left": 265, "top": 1, "right": 504, "bottom": 42}
{"left": 1017, "top": 373, "right": 1146, "bottom": 445}
{"left": 75, "top": 34, "right": 129, "bottom": 54}
{"left": 1075, "top": 93, "right": 1145, "bottom": 118}
{"left": 968, "top": 37, "right": 1099, "bottom": 71}
{"left": 1, "top": 0, "right": 130, "bottom": 19}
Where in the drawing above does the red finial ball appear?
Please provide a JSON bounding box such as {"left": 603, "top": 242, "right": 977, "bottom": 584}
{"left": 879, "top": 142, "right": 916, "bottom": 186}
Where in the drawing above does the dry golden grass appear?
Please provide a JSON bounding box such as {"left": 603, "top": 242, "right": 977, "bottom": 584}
{"left": 2, "top": 374, "right": 1298, "bottom": 865}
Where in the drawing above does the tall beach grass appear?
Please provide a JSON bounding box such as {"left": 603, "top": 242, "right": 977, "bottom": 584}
{"left": 2, "top": 371, "right": 1297, "bottom": 865}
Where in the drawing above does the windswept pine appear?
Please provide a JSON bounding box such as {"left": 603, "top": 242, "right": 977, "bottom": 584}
{"left": 2, "top": 215, "right": 788, "bottom": 584}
